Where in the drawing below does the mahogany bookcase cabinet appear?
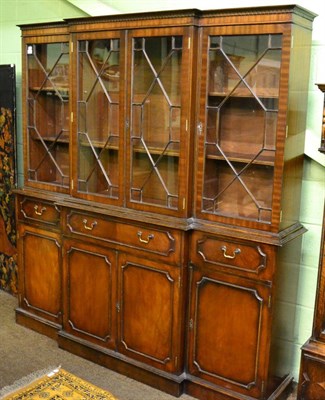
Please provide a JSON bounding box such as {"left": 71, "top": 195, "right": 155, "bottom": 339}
{"left": 15, "top": 5, "right": 315, "bottom": 400}
{"left": 297, "top": 85, "right": 325, "bottom": 400}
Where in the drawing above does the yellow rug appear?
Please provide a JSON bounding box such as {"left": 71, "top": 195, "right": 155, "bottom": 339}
{"left": 0, "top": 367, "right": 118, "bottom": 399}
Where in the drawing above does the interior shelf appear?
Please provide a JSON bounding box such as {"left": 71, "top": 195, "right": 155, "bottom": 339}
{"left": 208, "top": 87, "right": 278, "bottom": 98}
{"left": 206, "top": 153, "right": 275, "bottom": 166}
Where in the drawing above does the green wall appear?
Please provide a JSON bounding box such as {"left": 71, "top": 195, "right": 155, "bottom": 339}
{"left": 1, "top": 0, "right": 324, "bottom": 382}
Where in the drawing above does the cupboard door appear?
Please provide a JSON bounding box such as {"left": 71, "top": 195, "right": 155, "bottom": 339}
{"left": 196, "top": 30, "right": 283, "bottom": 226}
{"left": 17, "top": 224, "right": 62, "bottom": 325}
{"left": 25, "top": 39, "right": 70, "bottom": 192}
{"left": 118, "top": 253, "right": 183, "bottom": 373}
{"left": 62, "top": 239, "right": 117, "bottom": 350}
{"left": 188, "top": 264, "right": 271, "bottom": 398}
{"left": 74, "top": 32, "right": 124, "bottom": 204}
{"left": 127, "top": 28, "right": 193, "bottom": 216}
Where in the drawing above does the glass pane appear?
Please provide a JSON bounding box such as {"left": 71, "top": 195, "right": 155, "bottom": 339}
{"left": 27, "top": 42, "right": 69, "bottom": 187}
{"left": 203, "top": 34, "right": 282, "bottom": 223}
{"left": 130, "top": 36, "right": 182, "bottom": 209}
{"left": 77, "top": 39, "right": 120, "bottom": 198}
{"left": 209, "top": 35, "right": 281, "bottom": 98}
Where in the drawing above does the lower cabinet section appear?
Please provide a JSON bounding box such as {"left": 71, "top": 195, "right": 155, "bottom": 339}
{"left": 187, "top": 264, "right": 272, "bottom": 399}
{"left": 15, "top": 201, "right": 297, "bottom": 400}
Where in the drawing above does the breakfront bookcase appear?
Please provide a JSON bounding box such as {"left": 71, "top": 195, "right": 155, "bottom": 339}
{"left": 297, "top": 85, "right": 325, "bottom": 400}
{"left": 15, "top": 5, "right": 315, "bottom": 400}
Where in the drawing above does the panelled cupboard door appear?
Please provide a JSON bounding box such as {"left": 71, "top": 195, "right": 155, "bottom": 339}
{"left": 126, "top": 27, "right": 194, "bottom": 217}
{"left": 195, "top": 25, "right": 290, "bottom": 231}
{"left": 62, "top": 239, "right": 117, "bottom": 350}
{"left": 17, "top": 224, "right": 62, "bottom": 325}
{"left": 23, "top": 33, "right": 70, "bottom": 193}
{"left": 72, "top": 31, "right": 125, "bottom": 205}
{"left": 187, "top": 265, "right": 272, "bottom": 398}
{"left": 118, "top": 253, "right": 183, "bottom": 373}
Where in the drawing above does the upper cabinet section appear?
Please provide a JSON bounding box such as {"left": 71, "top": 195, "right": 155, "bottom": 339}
{"left": 24, "top": 29, "right": 70, "bottom": 193}
{"left": 19, "top": 6, "right": 316, "bottom": 230}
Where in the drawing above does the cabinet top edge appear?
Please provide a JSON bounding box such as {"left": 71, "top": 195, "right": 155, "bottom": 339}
{"left": 17, "top": 4, "right": 317, "bottom": 31}
{"left": 202, "top": 4, "right": 317, "bottom": 21}
{"left": 13, "top": 188, "right": 307, "bottom": 245}
{"left": 191, "top": 220, "right": 307, "bottom": 246}
{"left": 17, "top": 9, "right": 199, "bottom": 30}
{"left": 13, "top": 188, "right": 193, "bottom": 231}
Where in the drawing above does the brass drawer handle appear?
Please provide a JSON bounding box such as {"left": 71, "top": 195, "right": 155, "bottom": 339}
{"left": 83, "top": 219, "right": 97, "bottom": 231}
{"left": 137, "top": 231, "right": 154, "bottom": 244}
{"left": 34, "top": 205, "right": 46, "bottom": 216}
{"left": 221, "top": 245, "right": 241, "bottom": 259}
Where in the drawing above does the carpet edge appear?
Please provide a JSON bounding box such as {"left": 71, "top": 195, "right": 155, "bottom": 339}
{"left": 0, "top": 366, "right": 61, "bottom": 399}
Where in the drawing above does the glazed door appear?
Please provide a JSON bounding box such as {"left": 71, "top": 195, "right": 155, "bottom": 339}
{"left": 126, "top": 27, "right": 193, "bottom": 217}
{"left": 187, "top": 264, "right": 272, "bottom": 398}
{"left": 73, "top": 32, "right": 125, "bottom": 205}
{"left": 118, "top": 253, "right": 183, "bottom": 373}
{"left": 196, "top": 29, "right": 284, "bottom": 228}
{"left": 62, "top": 239, "right": 117, "bottom": 350}
{"left": 17, "top": 224, "right": 62, "bottom": 326}
{"left": 25, "top": 38, "right": 70, "bottom": 192}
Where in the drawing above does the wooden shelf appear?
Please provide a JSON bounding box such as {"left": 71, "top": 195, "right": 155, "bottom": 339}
{"left": 132, "top": 145, "right": 180, "bottom": 157}
{"left": 209, "top": 87, "right": 278, "bottom": 98}
{"left": 206, "top": 153, "right": 275, "bottom": 166}
{"left": 32, "top": 136, "right": 69, "bottom": 144}
{"left": 79, "top": 139, "right": 180, "bottom": 157}
{"left": 30, "top": 86, "right": 69, "bottom": 99}
{"left": 79, "top": 139, "right": 119, "bottom": 151}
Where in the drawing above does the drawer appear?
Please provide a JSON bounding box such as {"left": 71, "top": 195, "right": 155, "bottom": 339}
{"left": 66, "top": 211, "right": 181, "bottom": 261}
{"left": 191, "top": 232, "right": 272, "bottom": 278}
{"left": 18, "top": 196, "right": 61, "bottom": 227}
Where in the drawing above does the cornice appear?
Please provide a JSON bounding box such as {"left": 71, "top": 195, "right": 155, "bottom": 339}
{"left": 18, "top": 4, "right": 316, "bottom": 31}
{"left": 65, "top": 8, "right": 200, "bottom": 24}
{"left": 202, "top": 4, "right": 317, "bottom": 21}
